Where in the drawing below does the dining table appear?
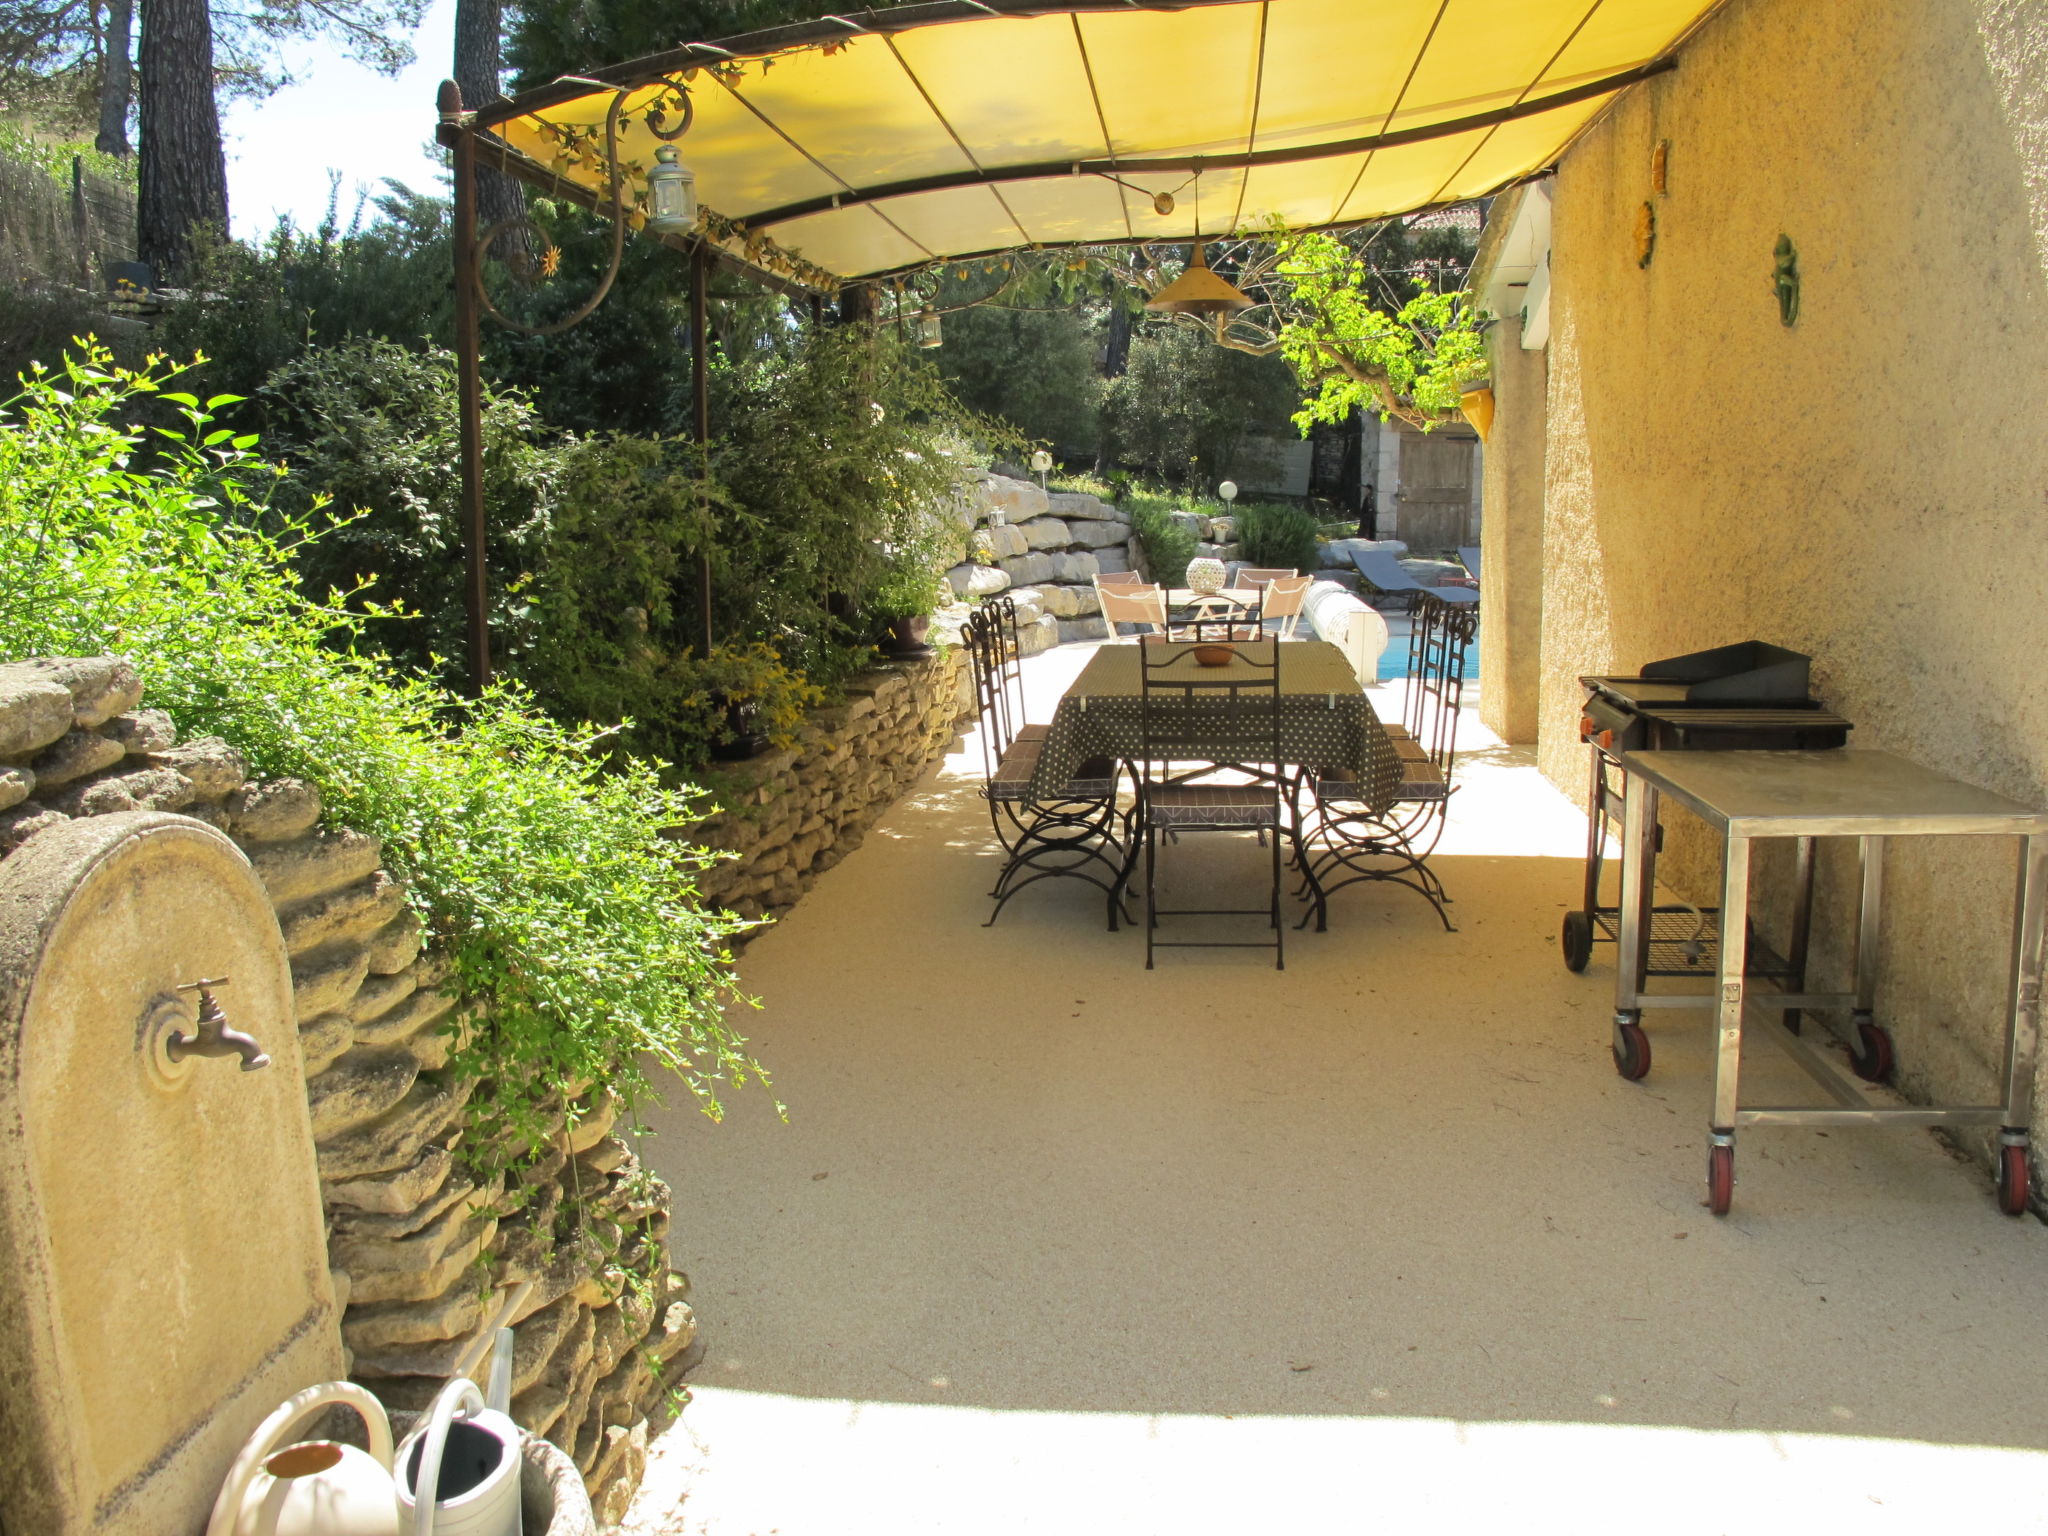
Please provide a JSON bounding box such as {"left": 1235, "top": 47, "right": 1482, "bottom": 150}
{"left": 1026, "top": 639, "right": 1400, "bottom": 812}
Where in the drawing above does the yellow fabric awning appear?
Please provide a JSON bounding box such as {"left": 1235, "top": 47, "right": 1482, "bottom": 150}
{"left": 470, "top": 0, "right": 1722, "bottom": 285}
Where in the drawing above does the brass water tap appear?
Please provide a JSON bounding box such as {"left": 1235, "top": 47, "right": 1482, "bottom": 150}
{"left": 166, "top": 978, "right": 270, "bottom": 1072}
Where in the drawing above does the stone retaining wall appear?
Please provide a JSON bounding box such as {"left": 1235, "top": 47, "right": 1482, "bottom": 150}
{"left": 682, "top": 652, "right": 973, "bottom": 927}
{"left": 0, "top": 657, "right": 692, "bottom": 1526}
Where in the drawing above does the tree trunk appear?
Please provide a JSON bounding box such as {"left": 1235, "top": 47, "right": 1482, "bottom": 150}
{"left": 455, "top": 0, "right": 528, "bottom": 271}
{"left": 95, "top": 0, "right": 134, "bottom": 157}
{"left": 1103, "top": 300, "right": 1131, "bottom": 377}
{"left": 137, "top": 0, "right": 226, "bottom": 280}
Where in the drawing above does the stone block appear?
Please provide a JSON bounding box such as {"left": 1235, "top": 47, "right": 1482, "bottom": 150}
{"left": 1049, "top": 550, "right": 1100, "bottom": 584}
{"left": 1057, "top": 615, "right": 1112, "bottom": 644}
{"left": 326, "top": 1144, "right": 455, "bottom": 1216}
{"left": 356, "top": 987, "right": 457, "bottom": 1055}
{"left": 342, "top": 1284, "right": 487, "bottom": 1354}
{"left": 0, "top": 667, "right": 80, "bottom": 758}
{"left": 1065, "top": 518, "right": 1129, "bottom": 549}
{"left": 250, "top": 828, "right": 384, "bottom": 906}
{"left": 281, "top": 871, "right": 408, "bottom": 957}
{"left": 1016, "top": 517, "right": 1071, "bottom": 551}
{"left": 14, "top": 656, "right": 143, "bottom": 728}
{"left": 1169, "top": 510, "right": 1210, "bottom": 538}
{"left": 1070, "top": 586, "right": 1103, "bottom": 616}
{"left": 944, "top": 562, "right": 1011, "bottom": 599}
{"left": 1017, "top": 613, "right": 1060, "bottom": 658}
{"left": 1004, "top": 589, "right": 1045, "bottom": 626}
{"left": 46, "top": 764, "right": 194, "bottom": 817}
{"left": 144, "top": 737, "right": 248, "bottom": 800}
{"left": 293, "top": 943, "right": 372, "bottom": 1021}
{"left": 307, "top": 1049, "right": 421, "bottom": 1139}
{"left": 1094, "top": 547, "right": 1132, "bottom": 575}
{"left": 101, "top": 708, "right": 176, "bottom": 753}
{"left": 331, "top": 1199, "right": 496, "bottom": 1307}
{"left": 348, "top": 967, "right": 419, "bottom": 1026}
{"left": 299, "top": 1011, "right": 355, "bottom": 1076}
{"left": 1047, "top": 491, "right": 1128, "bottom": 524}
{"left": 983, "top": 523, "right": 1028, "bottom": 559}
{"left": 227, "top": 777, "right": 323, "bottom": 842}
{"left": 31, "top": 728, "right": 125, "bottom": 789}
{"left": 1034, "top": 585, "right": 1082, "bottom": 618}
{"left": 315, "top": 1075, "right": 473, "bottom": 1182}
{"left": 364, "top": 911, "right": 424, "bottom": 974}
{"left": 981, "top": 475, "right": 1048, "bottom": 523}
{"left": 0, "top": 766, "right": 31, "bottom": 811}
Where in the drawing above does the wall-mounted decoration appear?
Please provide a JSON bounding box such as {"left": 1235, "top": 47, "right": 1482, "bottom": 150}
{"left": 1634, "top": 201, "right": 1656, "bottom": 267}
{"left": 1460, "top": 386, "right": 1495, "bottom": 442}
{"left": 1773, "top": 234, "right": 1800, "bottom": 325}
{"left": 1650, "top": 140, "right": 1670, "bottom": 195}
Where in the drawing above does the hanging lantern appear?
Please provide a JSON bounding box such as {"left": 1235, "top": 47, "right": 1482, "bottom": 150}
{"left": 916, "top": 310, "right": 943, "bottom": 348}
{"left": 646, "top": 144, "right": 697, "bottom": 233}
{"left": 1145, "top": 243, "right": 1253, "bottom": 315}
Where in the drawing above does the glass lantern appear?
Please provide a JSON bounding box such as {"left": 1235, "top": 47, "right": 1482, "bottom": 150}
{"left": 646, "top": 145, "right": 697, "bottom": 233}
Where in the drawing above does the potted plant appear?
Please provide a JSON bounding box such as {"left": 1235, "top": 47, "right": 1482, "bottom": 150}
{"left": 678, "top": 643, "right": 823, "bottom": 762}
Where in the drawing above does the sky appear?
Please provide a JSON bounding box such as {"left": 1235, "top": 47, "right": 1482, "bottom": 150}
{"left": 219, "top": 0, "right": 457, "bottom": 237}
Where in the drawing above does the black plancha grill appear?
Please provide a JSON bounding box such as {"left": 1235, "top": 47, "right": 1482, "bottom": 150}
{"left": 1562, "top": 642, "right": 1853, "bottom": 975}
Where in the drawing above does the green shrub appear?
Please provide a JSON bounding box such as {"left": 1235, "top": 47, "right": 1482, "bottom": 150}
{"left": 1233, "top": 501, "right": 1321, "bottom": 574}
{"left": 0, "top": 348, "right": 766, "bottom": 1162}
{"left": 1127, "top": 495, "right": 1195, "bottom": 587}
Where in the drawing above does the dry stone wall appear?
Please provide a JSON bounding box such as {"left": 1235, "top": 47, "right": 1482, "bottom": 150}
{"left": 942, "top": 473, "right": 1146, "bottom": 656}
{"left": 682, "top": 652, "right": 973, "bottom": 927}
{"left": 0, "top": 657, "right": 692, "bottom": 1527}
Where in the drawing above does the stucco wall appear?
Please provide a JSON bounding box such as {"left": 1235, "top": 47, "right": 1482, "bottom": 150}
{"left": 1533, "top": 0, "right": 2048, "bottom": 1164}
{"left": 1478, "top": 314, "right": 1546, "bottom": 745}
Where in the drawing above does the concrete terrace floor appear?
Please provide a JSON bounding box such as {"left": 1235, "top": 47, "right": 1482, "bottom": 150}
{"left": 624, "top": 640, "right": 2048, "bottom": 1536}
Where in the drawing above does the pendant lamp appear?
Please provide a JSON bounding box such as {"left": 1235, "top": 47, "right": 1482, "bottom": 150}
{"left": 1145, "top": 242, "right": 1253, "bottom": 316}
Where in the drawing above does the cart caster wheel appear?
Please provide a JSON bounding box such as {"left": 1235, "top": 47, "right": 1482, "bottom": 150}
{"left": 1707, "top": 1143, "right": 1735, "bottom": 1216}
{"left": 1849, "top": 1019, "right": 1894, "bottom": 1082}
{"left": 1612, "top": 1020, "right": 1652, "bottom": 1082}
{"left": 1561, "top": 911, "right": 1593, "bottom": 973}
{"left": 1997, "top": 1143, "right": 2030, "bottom": 1216}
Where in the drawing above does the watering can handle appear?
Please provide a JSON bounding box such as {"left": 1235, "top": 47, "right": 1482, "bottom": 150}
{"left": 204, "top": 1380, "right": 395, "bottom": 1536}
{"left": 410, "top": 1378, "right": 487, "bottom": 1536}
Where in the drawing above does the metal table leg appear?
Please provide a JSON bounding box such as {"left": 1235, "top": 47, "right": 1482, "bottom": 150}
{"left": 1707, "top": 834, "right": 1753, "bottom": 1214}
{"left": 1996, "top": 833, "right": 2047, "bottom": 1212}
{"left": 1612, "top": 773, "right": 1657, "bottom": 1080}
{"left": 1785, "top": 836, "right": 1815, "bottom": 1031}
{"left": 1846, "top": 837, "right": 1894, "bottom": 1080}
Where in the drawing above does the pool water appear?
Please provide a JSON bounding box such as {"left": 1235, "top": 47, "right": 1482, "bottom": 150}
{"left": 1376, "top": 632, "right": 1481, "bottom": 682}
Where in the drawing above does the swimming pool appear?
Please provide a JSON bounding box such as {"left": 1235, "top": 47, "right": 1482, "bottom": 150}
{"left": 1375, "top": 629, "right": 1481, "bottom": 682}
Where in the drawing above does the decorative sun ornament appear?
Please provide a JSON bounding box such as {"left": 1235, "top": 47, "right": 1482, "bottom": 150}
{"left": 538, "top": 243, "right": 562, "bottom": 278}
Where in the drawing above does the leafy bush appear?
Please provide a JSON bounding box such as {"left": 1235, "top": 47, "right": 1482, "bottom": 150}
{"left": 260, "top": 338, "right": 564, "bottom": 683}
{"left": 1233, "top": 500, "right": 1321, "bottom": 574}
{"left": 0, "top": 348, "right": 765, "bottom": 1162}
{"left": 1126, "top": 495, "right": 1195, "bottom": 587}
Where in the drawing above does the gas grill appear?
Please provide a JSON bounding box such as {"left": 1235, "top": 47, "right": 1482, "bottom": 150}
{"left": 1562, "top": 642, "right": 1852, "bottom": 981}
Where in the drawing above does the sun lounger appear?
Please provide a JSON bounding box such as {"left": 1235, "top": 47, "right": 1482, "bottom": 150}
{"left": 1350, "top": 550, "right": 1479, "bottom": 610}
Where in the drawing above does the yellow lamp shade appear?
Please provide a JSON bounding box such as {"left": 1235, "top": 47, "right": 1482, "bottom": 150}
{"left": 1460, "top": 386, "right": 1495, "bottom": 442}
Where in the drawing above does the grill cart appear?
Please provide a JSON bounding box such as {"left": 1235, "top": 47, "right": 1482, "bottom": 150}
{"left": 1561, "top": 644, "right": 1852, "bottom": 1076}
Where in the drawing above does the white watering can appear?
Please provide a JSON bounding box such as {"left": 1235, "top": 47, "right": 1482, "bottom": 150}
{"left": 205, "top": 1380, "right": 400, "bottom": 1536}
{"left": 394, "top": 1375, "right": 524, "bottom": 1536}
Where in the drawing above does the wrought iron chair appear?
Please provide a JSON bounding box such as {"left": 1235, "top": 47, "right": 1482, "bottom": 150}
{"left": 964, "top": 603, "right": 1130, "bottom": 929}
{"left": 1297, "top": 592, "right": 1476, "bottom": 931}
{"left": 1135, "top": 638, "right": 1286, "bottom": 969}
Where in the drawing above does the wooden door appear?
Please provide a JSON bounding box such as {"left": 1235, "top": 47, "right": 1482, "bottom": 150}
{"left": 1395, "top": 430, "right": 1477, "bottom": 552}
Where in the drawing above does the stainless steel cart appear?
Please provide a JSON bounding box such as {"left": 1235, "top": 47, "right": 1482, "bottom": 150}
{"left": 1610, "top": 748, "right": 2048, "bottom": 1215}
